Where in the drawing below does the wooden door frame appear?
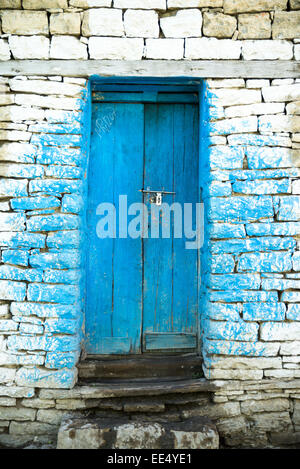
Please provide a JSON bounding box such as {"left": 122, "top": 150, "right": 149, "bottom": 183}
{"left": 84, "top": 77, "right": 205, "bottom": 358}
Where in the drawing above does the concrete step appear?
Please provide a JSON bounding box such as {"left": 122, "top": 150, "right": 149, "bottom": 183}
{"left": 57, "top": 416, "right": 219, "bottom": 449}
{"left": 78, "top": 355, "right": 203, "bottom": 380}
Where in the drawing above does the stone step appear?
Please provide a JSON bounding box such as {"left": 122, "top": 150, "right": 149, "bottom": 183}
{"left": 78, "top": 355, "right": 203, "bottom": 380}
{"left": 57, "top": 416, "right": 219, "bottom": 449}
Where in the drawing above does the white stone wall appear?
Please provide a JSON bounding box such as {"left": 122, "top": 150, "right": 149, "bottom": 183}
{"left": 0, "top": 76, "right": 89, "bottom": 393}
{"left": 0, "top": 0, "right": 299, "bottom": 448}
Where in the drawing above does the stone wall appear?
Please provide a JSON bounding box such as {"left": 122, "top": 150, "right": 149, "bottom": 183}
{"left": 0, "top": 0, "right": 299, "bottom": 449}
{"left": 0, "top": 1, "right": 299, "bottom": 61}
{"left": 0, "top": 76, "right": 89, "bottom": 392}
{"left": 202, "top": 78, "right": 300, "bottom": 382}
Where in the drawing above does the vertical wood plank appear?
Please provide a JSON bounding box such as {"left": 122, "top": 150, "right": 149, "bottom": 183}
{"left": 143, "top": 103, "right": 199, "bottom": 346}
{"left": 85, "top": 102, "right": 144, "bottom": 354}
{"left": 143, "top": 104, "right": 174, "bottom": 335}
{"left": 172, "top": 104, "right": 199, "bottom": 334}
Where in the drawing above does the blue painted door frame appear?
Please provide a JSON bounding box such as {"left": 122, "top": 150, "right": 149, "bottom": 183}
{"left": 85, "top": 79, "right": 203, "bottom": 356}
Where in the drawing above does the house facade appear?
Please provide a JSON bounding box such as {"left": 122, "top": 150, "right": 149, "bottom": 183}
{"left": 0, "top": 0, "right": 299, "bottom": 449}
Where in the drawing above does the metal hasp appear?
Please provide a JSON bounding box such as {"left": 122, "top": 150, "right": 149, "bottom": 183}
{"left": 140, "top": 188, "right": 176, "bottom": 206}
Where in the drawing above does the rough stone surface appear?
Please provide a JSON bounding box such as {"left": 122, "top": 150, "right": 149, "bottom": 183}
{"left": 89, "top": 37, "right": 144, "bottom": 60}
{"left": 0, "top": 0, "right": 299, "bottom": 451}
{"left": 186, "top": 38, "right": 241, "bottom": 59}
{"left": 238, "top": 13, "right": 271, "bottom": 39}
{"left": 272, "top": 11, "right": 300, "bottom": 39}
{"left": 57, "top": 417, "right": 219, "bottom": 449}
{"left": 50, "top": 36, "right": 88, "bottom": 60}
{"left": 242, "top": 40, "right": 293, "bottom": 60}
{"left": 160, "top": 9, "right": 202, "bottom": 38}
{"left": 82, "top": 8, "right": 124, "bottom": 36}
{"left": 146, "top": 39, "right": 184, "bottom": 59}
{"left": 9, "top": 36, "right": 50, "bottom": 60}
{"left": 124, "top": 9, "right": 159, "bottom": 38}
{"left": 0, "top": 40, "right": 11, "bottom": 61}
{"left": 50, "top": 13, "right": 81, "bottom": 36}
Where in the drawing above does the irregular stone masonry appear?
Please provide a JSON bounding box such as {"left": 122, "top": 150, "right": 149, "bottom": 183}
{"left": 0, "top": 0, "right": 299, "bottom": 450}
{"left": 0, "top": 380, "right": 300, "bottom": 448}
{"left": 0, "top": 2, "right": 298, "bottom": 60}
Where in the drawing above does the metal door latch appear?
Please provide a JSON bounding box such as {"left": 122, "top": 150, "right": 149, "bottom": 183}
{"left": 140, "top": 188, "right": 176, "bottom": 206}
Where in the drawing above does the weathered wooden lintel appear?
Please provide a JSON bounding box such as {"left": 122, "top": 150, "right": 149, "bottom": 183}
{"left": 0, "top": 60, "right": 299, "bottom": 78}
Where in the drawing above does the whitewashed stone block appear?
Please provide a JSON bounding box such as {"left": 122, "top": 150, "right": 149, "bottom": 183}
{"left": 273, "top": 11, "right": 300, "bottom": 39}
{"left": 15, "top": 95, "right": 82, "bottom": 111}
{"left": 0, "top": 11, "right": 48, "bottom": 35}
{"left": 70, "top": 0, "right": 111, "bottom": 6}
{"left": 292, "top": 180, "right": 300, "bottom": 194}
{"left": 82, "top": 8, "right": 124, "bottom": 36}
{"left": 207, "top": 79, "right": 245, "bottom": 88}
{"left": 69, "top": 0, "right": 110, "bottom": 6}
{"left": 50, "top": 13, "right": 81, "bottom": 35}
{"left": 272, "top": 78, "right": 294, "bottom": 85}
{"left": 124, "top": 9, "right": 159, "bottom": 38}
{"left": 16, "top": 367, "right": 78, "bottom": 389}
{"left": 0, "top": 0, "right": 21, "bottom": 6}
{"left": 280, "top": 341, "right": 300, "bottom": 355}
{"left": 160, "top": 9, "right": 202, "bottom": 38}
{"left": 9, "top": 36, "right": 49, "bottom": 60}
{"left": 203, "top": 12, "right": 237, "bottom": 38}
{"left": 0, "top": 368, "right": 16, "bottom": 385}
{"left": 207, "top": 356, "right": 282, "bottom": 369}
{"left": 0, "top": 280, "right": 26, "bottom": 301}
{"left": 203, "top": 367, "right": 263, "bottom": 380}
{"left": 208, "top": 89, "right": 261, "bottom": 107}
{"left": 295, "top": 45, "right": 300, "bottom": 61}
{"left": 261, "top": 322, "right": 300, "bottom": 341}
{"left": 146, "top": 39, "right": 184, "bottom": 59}
{"left": 50, "top": 36, "right": 88, "bottom": 60}
{"left": 0, "top": 213, "right": 25, "bottom": 231}
{"left": 0, "top": 40, "right": 10, "bottom": 61}
{"left": 0, "top": 106, "right": 45, "bottom": 122}
{"left": 246, "top": 79, "right": 270, "bottom": 88}
{"left": 89, "top": 37, "right": 144, "bottom": 60}
{"left": 225, "top": 103, "right": 285, "bottom": 118}
{"left": 0, "top": 202, "right": 10, "bottom": 211}
{"left": 0, "top": 130, "right": 31, "bottom": 141}
{"left": 114, "top": 0, "right": 166, "bottom": 8}
{"left": 185, "top": 38, "right": 241, "bottom": 59}
{"left": 209, "top": 116, "right": 258, "bottom": 135}
{"left": 259, "top": 115, "right": 300, "bottom": 133}
{"left": 262, "top": 84, "right": 300, "bottom": 102}
{"left": 9, "top": 79, "right": 83, "bottom": 97}
{"left": 242, "top": 40, "right": 293, "bottom": 60}
{"left": 0, "top": 306, "right": 9, "bottom": 319}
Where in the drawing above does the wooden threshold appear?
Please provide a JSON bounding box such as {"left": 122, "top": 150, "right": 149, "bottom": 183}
{"left": 78, "top": 354, "right": 203, "bottom": 381}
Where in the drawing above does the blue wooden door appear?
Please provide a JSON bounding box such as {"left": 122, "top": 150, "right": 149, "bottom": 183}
{"left": 86, "top": 91, "right": 199, "bottom": 355}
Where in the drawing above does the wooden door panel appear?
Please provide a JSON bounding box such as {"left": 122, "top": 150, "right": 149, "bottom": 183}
{"left": 142, "top": 103, "right": 199, "bottom": 350}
